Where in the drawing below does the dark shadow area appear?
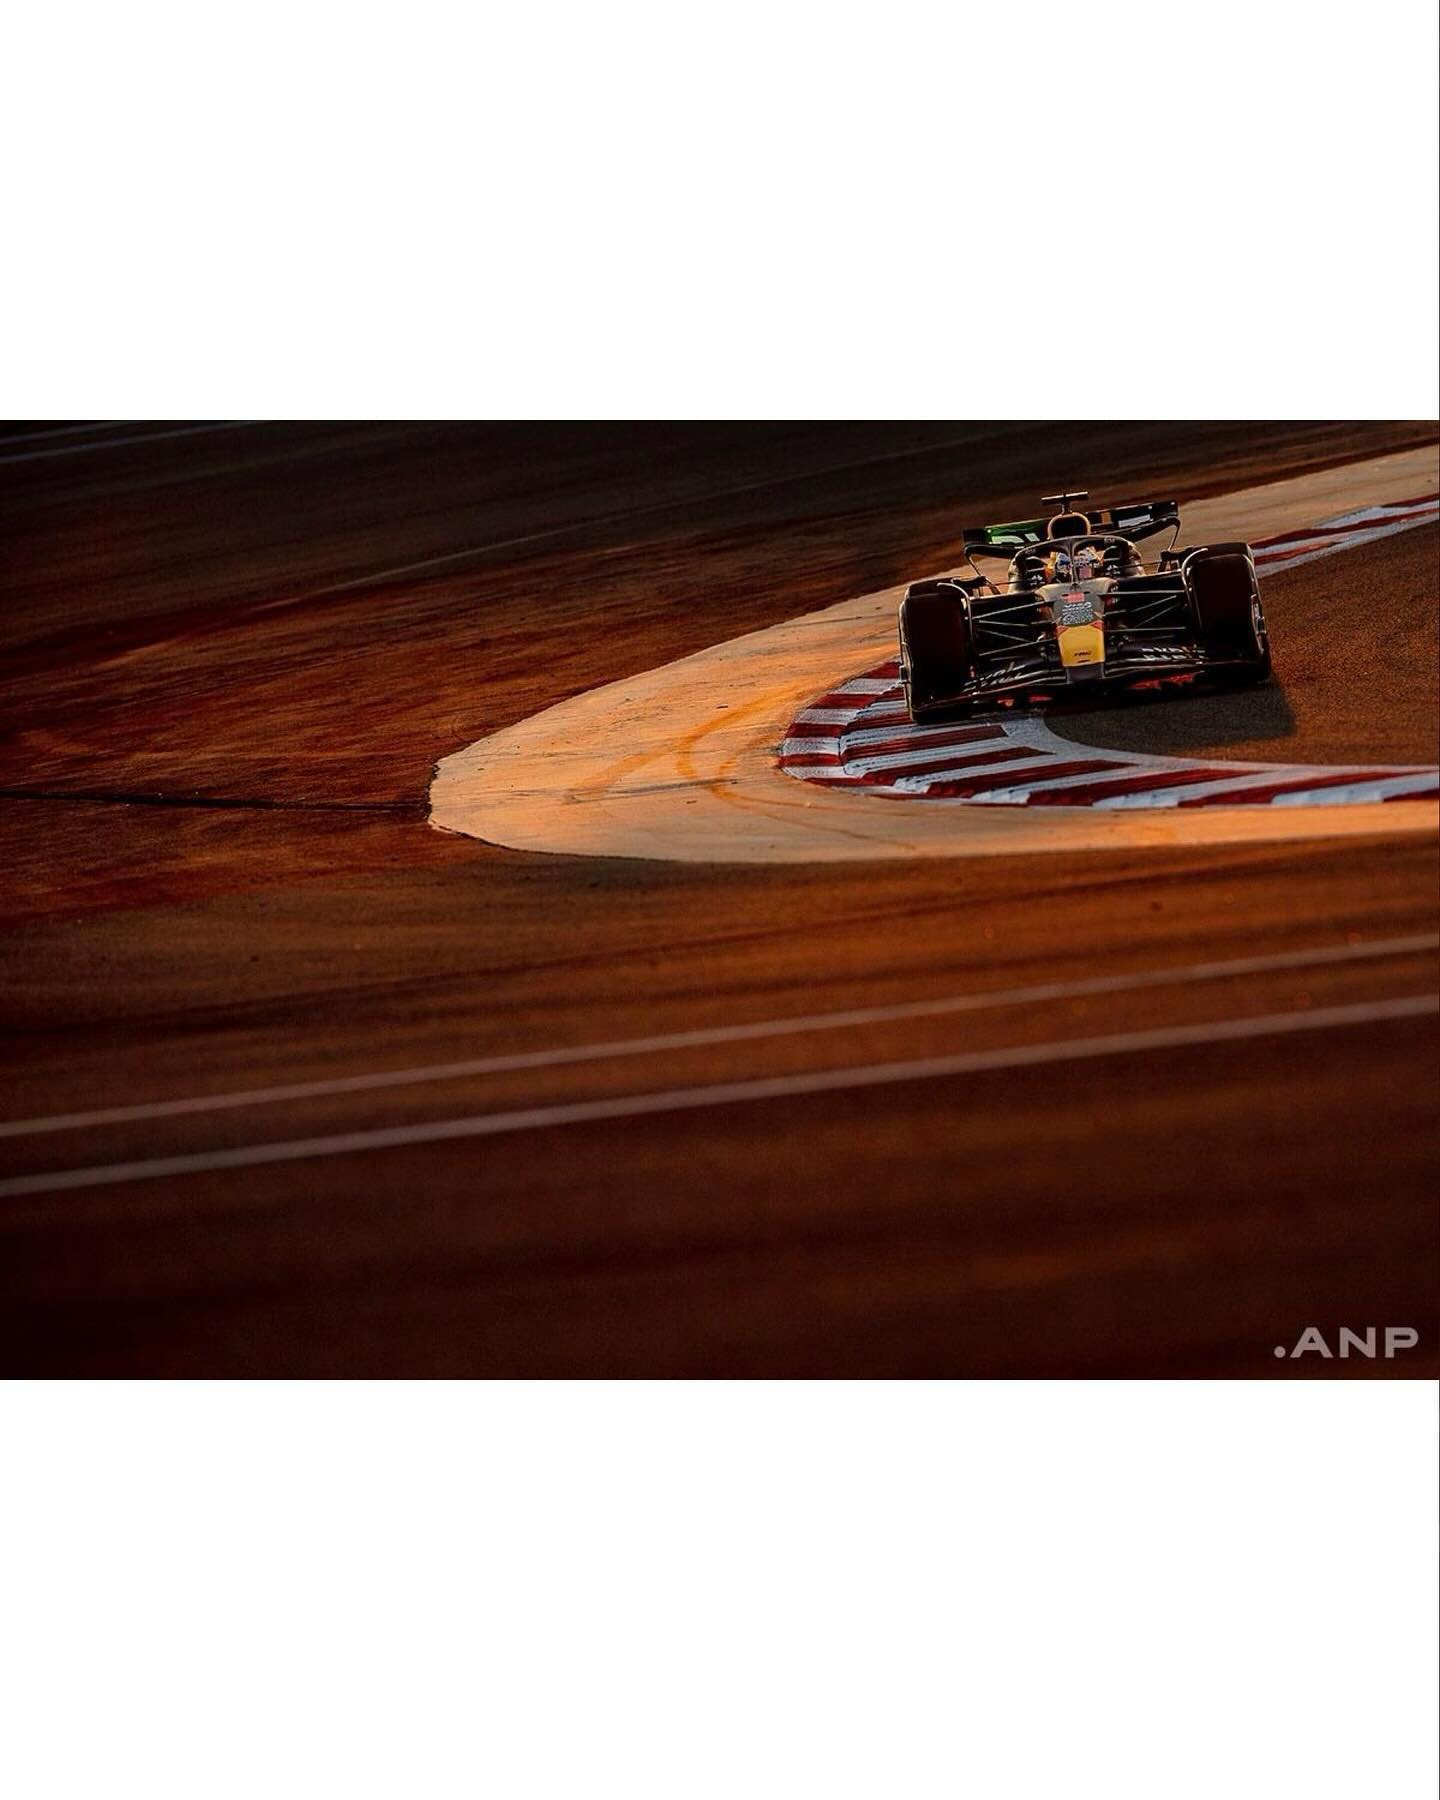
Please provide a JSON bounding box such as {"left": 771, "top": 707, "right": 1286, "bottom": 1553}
{"left": 1042, "top": 678, "right": 1299, "bottom": 755}
{"left": 1029, "top": 522, "right": 1438, "bottom": 768}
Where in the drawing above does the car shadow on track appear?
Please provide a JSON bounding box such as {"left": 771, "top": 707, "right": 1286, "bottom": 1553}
{"left": 1034, "top": 678, "right": 1299, "bottom": 757}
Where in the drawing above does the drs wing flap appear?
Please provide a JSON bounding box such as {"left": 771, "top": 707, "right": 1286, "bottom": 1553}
{"left": 1087, "top": 500, "right": 1180, "bottom": 539}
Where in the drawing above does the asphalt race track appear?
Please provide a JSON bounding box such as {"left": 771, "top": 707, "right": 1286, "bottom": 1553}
{"left": 432, "top": 453, "right": 1438, "bottom": 859}
{"left": 2, "top": 421, "right": 1437, "bottom": 1375}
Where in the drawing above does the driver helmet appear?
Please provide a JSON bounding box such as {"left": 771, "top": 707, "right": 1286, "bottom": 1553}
{"left": 1071, "top": 543, "right": 1104, "bottom": 583}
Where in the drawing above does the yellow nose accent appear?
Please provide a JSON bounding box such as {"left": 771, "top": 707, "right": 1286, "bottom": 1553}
{"left": 1059, "top": 623, "right": 1105, "bottom": 668}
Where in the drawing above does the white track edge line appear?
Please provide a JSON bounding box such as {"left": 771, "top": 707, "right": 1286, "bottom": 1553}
{"left": 1, "top": 935, "right": 1434, "bottom": 1142}
{"left": 1, "top": 995, "right": 1433, "bottom": 1199}
{"left": 779, "top": 492, "right": 1440, "bottom": 799}
{"left": 0, "top": 422, "right": 256, "bottom": 466}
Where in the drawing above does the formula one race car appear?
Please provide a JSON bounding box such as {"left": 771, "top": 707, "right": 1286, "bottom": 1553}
{"left": 898, "top": 491, "right": 1271, "bottom": 721}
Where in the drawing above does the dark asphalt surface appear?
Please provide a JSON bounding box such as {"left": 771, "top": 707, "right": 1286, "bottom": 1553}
{"left": 1, "top": 421, "right": 1436, "bottom": 1375}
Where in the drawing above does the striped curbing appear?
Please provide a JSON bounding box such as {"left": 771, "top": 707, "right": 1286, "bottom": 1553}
{"left": 429, "top": 446, "right": 1440, "bottom": 863}
{"left": 775, "top": 495, "right": 1439, "bottom": 812}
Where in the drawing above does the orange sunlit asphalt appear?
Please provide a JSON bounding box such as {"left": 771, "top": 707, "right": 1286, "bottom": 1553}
{"left": 1, "top": 421, "right": 1435, "bottom": 1374}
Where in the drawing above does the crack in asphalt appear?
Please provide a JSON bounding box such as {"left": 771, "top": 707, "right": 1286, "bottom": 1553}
{"left": 0, "top": 787, "right": 423, "bottom": 815}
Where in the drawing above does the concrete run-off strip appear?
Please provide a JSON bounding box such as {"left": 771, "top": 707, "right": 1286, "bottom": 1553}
{"left": 429, "top": 447, "right": 1440, "bottom": 863}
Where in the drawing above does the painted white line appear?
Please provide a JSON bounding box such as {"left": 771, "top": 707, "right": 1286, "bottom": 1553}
{"left": 780, "top": 718, "right": 978, "bottom": 757}
{"left": 2, "top": 994, "right": 1433, "bottom": 1201}
{"left": 430, "top": 443, "right": 1440, "bottom": 862}
{"left": 1267, "top": 773, "right": 1440, "bottom": 806}
{"left": 1251, "top": 514, "right": 1439, "bottom": 574}
{"left": 1318, "top": 501, "right": 1440, "bottom": 526}
{"left": 840, "top": 718, "right": 970, "bottom": 748}
{"left": 777, "top": 485, "right": 1440, "bottom": 814}
{"left": 1092, "top": 769, "right": 1321, "bottom": 808}
{"left": 1085, "top": 767, "right": 1440, "bottom": 809}
{"left": 0, "top": 421, "right": 141, "bottom": 445}
{"left": 788, "top": 764, "right": 900, "bottom": 782}
{"left": 816, "top": 743, "right": 1023, "bottom": 779}
{"left": 2, "top": 936, "right": 1434, "bottom": 1144}
{"left": 926, "top": 766, "right": 1132, "bottom": 800}
{"left": 0, "top": 422, "right": 256, "bottom": 466}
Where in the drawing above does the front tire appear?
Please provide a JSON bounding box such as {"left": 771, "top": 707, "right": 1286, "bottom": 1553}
{"left": 1185, "top": 547, "right": 1272, "bottom": 687}
{"left": 899, "top": 584, "right": 976, "bottom": 721}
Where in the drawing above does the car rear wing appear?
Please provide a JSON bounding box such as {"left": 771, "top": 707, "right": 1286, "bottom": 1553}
{"left": 962, "top": 499, "right": 1181, "bottom": 556}
{"left": 1091, "top": 500, "right": 1180, "bottom": 540}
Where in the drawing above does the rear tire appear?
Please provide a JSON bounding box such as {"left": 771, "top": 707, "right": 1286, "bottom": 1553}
{"left": 1185, "top": 548, "right": 1272, "bottom": 686}
{"left": 899, "top": 585, "right": 976, "bottom": 720}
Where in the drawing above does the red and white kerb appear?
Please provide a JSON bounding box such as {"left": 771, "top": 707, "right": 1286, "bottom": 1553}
{"left": 776, "top": 495, "right": 1440, "bottom": 811}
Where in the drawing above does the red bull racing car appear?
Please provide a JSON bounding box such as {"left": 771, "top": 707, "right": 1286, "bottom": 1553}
{"left": 898, "top": 491, "right": 1272, "bottom": 721}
